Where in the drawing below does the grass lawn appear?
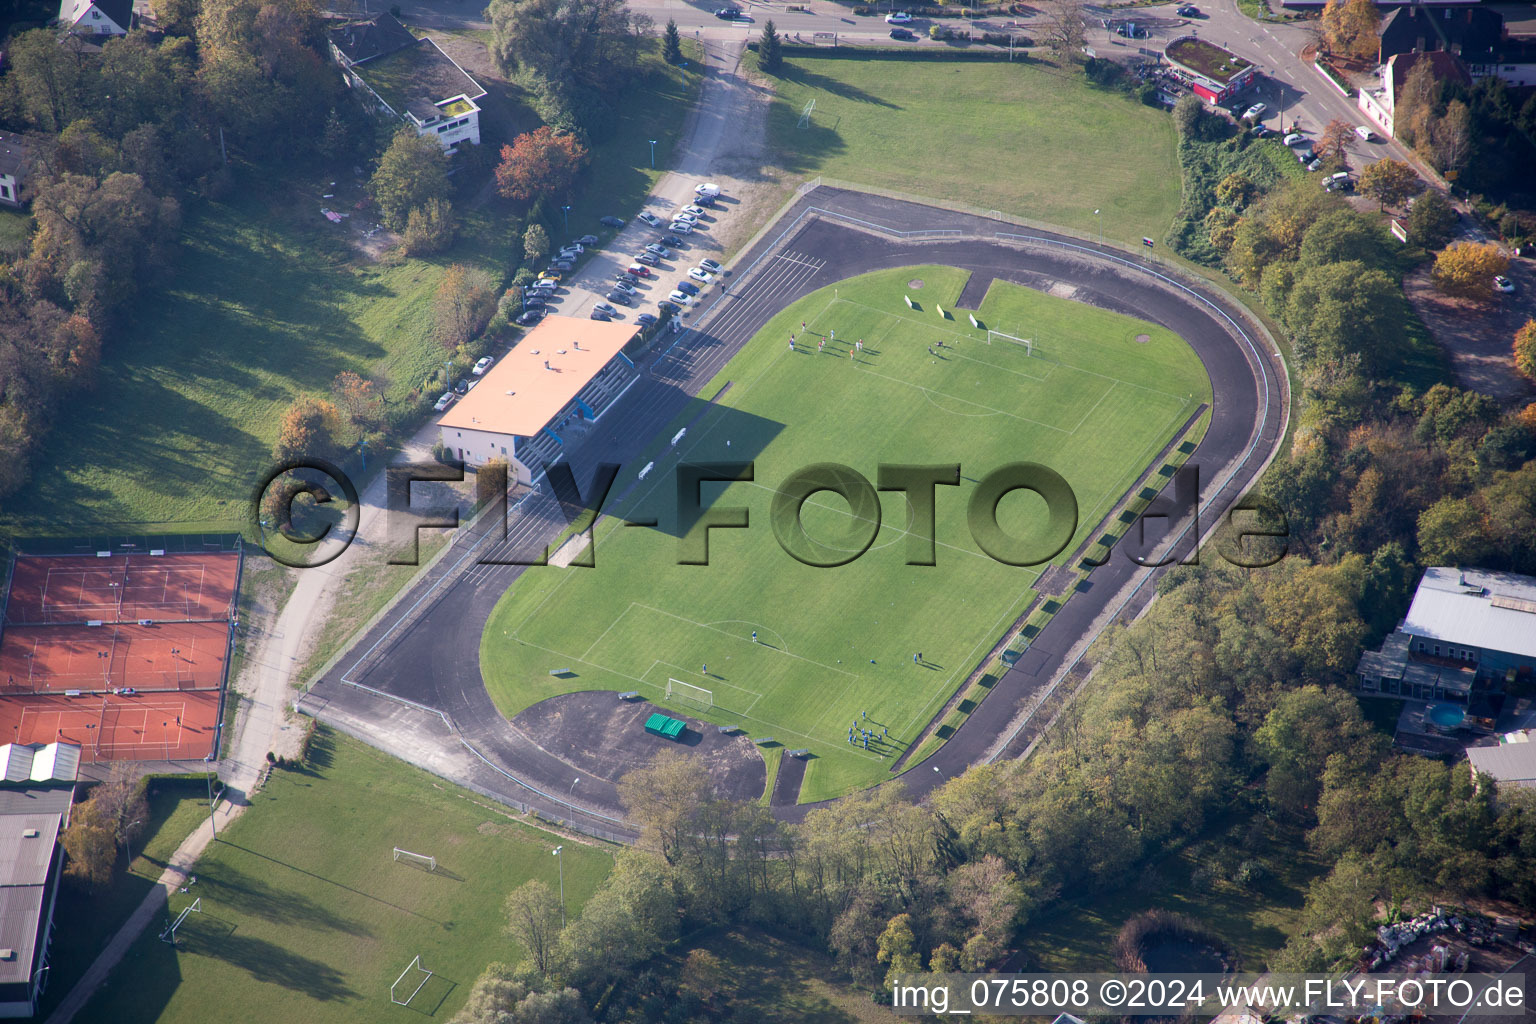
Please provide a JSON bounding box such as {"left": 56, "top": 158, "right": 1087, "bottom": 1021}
{"left": 762, "top": 54, "right": 1181, "bottom": 246}
{"left": 655, "top": 927, "right": 900, "bottom": 1023}
{"left": 1023, "top": 815, "right": 1325, "bottom": 972}
{"left": 481, "top": 266, "right": 1209, "bottom": 802}
{"left": 35, "top": 777, "right": 215, "bottom": 1019}
{"left": 79, "top": 729, "right": 612, "bottom": 1024}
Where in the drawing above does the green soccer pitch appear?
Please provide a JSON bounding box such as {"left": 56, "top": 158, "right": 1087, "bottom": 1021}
{"left": 481, "top": 266, "right": 1212, "bottom": 802}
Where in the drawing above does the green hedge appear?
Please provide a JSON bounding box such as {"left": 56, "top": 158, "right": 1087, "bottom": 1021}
{"left": 755, "top": 43, "right": 1034, "bottom": 61}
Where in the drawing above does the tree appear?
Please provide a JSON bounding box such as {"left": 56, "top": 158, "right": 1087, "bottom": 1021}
{"left": 1432, "top": 241, "right": 1509, "bottom": 300}
{"left": 1515, "top": 320, "right": 1536, "bottom": 383}
{"left": 1253, "top": 686, "right": 1385, "bottom": 816}
{"left": 1321, "top": 0, "right": 1381, "bottom": 59}
{"left": 680, "top": 949, "right": 727, "bottom": 1002}
{"left": 61, "top": 799, "right": 116, "bottom": 887}
{"left": 1037, "top": 0, "right": 1086, "bottom": 61}
{"left": 1318, "top": 119, "right": 1354, "bottom": 163}
{"left": 2, "top": 29, "right": 90, "bottom": 132}
{"left": 401, "top": 198, "right": 456, "bottom": 256}
{"left": 370, "top": 129, "right": 450, "bottom": 231}
{"left": 271, "top": 395, "right": 345, "bottom": 464}
{"left": 1215, "top": 172, "right": 1258, "bottom": 211}
{"left": 495, "top": 127, "right": 589, "bottom": 204}
{"left": 663, "top": 18, "right": 683, "bottom": 64}
{"left": 504, "top": 879, "right": 564, "bottom": 977}
{"left": 1394, "top": 58, "right": 1442, "bottom": 149}
{"left": 1418, "top": 496, "right": 1491, "bottom": 565}
{"left": 433, "top": 265, "right": 498, "bottom": 353}
{"left": 524, "top": 222, "right": 551, "bottom": 263}
{"left": 1406, "top": 189, "right": 1457, "bottom": 250}
{"left": 487, "top": 0, "right": 644, "bottom": 97}
{"left": 617, "top": 751, "right": 714, "bottom": 864}
{"left": 1283, "top": 260, "right": 1403, "bottom": 372}
{"left": 758, "top": 21, "right": 783, "bottom": 73}
{"left": 331, "top": 372, "right": 384, "bottom": 430}
{"left": 876, "top": 913, "right": 923, "bottom": 988}
{"left": 1431, "top": 99, "right": 1473, "bottom": 171}
{"left": 1356, "top": 159, "right": 1418, "bottom": 211}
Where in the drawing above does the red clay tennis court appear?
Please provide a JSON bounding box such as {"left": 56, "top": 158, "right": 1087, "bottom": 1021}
{"left": 0, "top": 620, "right": 229, "bottom": 695}
{"left": 3, "top": 552, "right": 240, "bottom": 625}
{"left": 0, "top": 690, "right": 220, "bottom": 763}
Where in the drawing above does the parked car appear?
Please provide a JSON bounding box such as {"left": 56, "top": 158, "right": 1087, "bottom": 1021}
{"left": 636, "top": 313, "right": 659, "bottom": 327}
{"left": 434, "top": 392, "right": 454, "bottom": 411}
{"left": 524, "top": 296, "right": 547, "bottom": 309}
{"left": 611, "top": 280, "right": 637, "bottom": 295}
{"left": 538, "top": 270, "right": 561, "bottom": 281}
{"left": 605, "top": 290, "right": 632, "bottom": 305}
{"left": 590, "top": 309, "right": 612, "bottom": 321}
{"left": 1495, "top": 275, "right": 1516, "bottom": 293}
{"left": 672, "top": 212, "right": 697, "bottom": 225}
{"left": 453, "top": 378, "right": 470, "bottom": 395}
{"left": 1115, "top": 23, "right": 1146, "bottom": 37}
{"left": 699, "top": 258, "right": 723, "bottom": 274}
{"left": 529, "top": 278, "right": 557, "bottom": 292}
{"left": 635, "top": 253, "right": 660, "bottom": 266}
{"left": 694, "top": 182, "right": 721, "bottom": 198}
{"left": 714, "top": 6, "right": 740, "bottom": 17}
{"left": 657, "top": 300, "right": 680, "bottom": 314}
{"left": 1283, "top": 132, "right": 1304, "bottom": 146}
{"left": 1354, "top": 125, "right": 1375, "bottom": 141}
{"left": 515, "top": 309, "right": 545, "bottom": 326}
{"left": 1176, "top": 5, "right": 1199, "bottom": 16}
{"left": 890, "top": 27, "right": 915, "bottom": 38}
{"left": 681, "top": 204, "right": 706, "bottom": 218}
{"left": 1305, "top": 157, "right": 1323, "bottom": 172}
{"left": 627, "top": 264, "right": 652, "bottom": 277}
{"left": 688, "top": 267, "right": 715, "bottom": 284}
{"left": 1323, "top": 171, "right": 1353, "bottom": 192}
{"left": 1250, "top": 124, "right": 1271, "bottom": 138}
{"left": 638, "top": 211, "right": 662, "bottom": 227}
{"left": 668, "top": 290, "right": 692, "bottom": 305}
{"left": 577, "top": 234, "right": 598, "bottom": 245}
{"left": 593, "top": 302, "right": 618, "bottom": 316}
{"left": 676, "top": 281, "right": 700, "bottom": 296}
{"left": 661, "top": 235, "right": 685, "bottom": 247}
{"left": 1243, "top": 102, "right": 1267, "bottom": 120}
{"left": 670, "top": 221, "right": 694, "bottom": 234}
{"left": 645, "top": 243, "right": 669, "bottom": 257}
{"left": 884, "top": 10, "right": 912, "bottom": 22}
{"left": 694, "top": 194, "right": 717, "bottom": 208}
{"left": 559, "top": 243, "right": 583, "bottom": 255}
{"left": 548, "top": 260, "right": 574, "bottom": 272}
{"left": 600, "top": 215, "right": 624, "bottom": 228}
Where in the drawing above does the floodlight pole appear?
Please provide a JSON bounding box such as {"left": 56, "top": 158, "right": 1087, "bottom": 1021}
{"left": 552, "top": 846, "right": 566, "bottom": 927}
{"left": 205, "top": 769, "right": 218, "bottom": 840}
{"left": 561, "top": 205, "right": 571, "bottom": 235}
{"left": 124, "top": 818, "right": 142, "bottom": 871}
{"left": 648, "top": 139, "right": 658, "bottom": 168}
{"left": 1095, "top": 208, "right": 1103, "bottom": 247}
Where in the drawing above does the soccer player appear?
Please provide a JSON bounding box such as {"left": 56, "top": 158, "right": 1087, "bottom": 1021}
{"left": 752, "top": 631, "right": 758, "bottom": 643}
{"left": 702, "top": 663, "right": 707, "bottom": 675}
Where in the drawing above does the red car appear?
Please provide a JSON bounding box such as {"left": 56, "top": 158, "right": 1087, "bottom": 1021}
{"left": 626, "top": 264, "right": 652, "bottom": 278}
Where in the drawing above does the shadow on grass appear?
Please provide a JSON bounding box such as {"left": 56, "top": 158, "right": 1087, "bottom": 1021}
{"left": 178, "top": 915, "right": 359, "bottom": 1001}
{"left": 193, "top": 859, "right": 372, "bottom": 935}
{"left": 217, "top": 840, "right": 448, "bottom": 926}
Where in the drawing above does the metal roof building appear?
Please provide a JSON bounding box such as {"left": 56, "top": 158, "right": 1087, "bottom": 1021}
{"left": 1467, "top": 731, "right": 1536, "bottom": 793}
{"left": 0, "top": 744, "right": 79, "bottom": 1019}
{"left": 1402, "top": 567, "right": 1536, "bottom": 665}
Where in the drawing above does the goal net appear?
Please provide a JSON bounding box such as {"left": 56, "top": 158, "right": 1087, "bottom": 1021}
{"left": 160, "top": 897, "right": 201, "bottom": 945}
{"left": 987, "top": 330, "right": 1033, "bottom": 355}
{"left": 666, "top": 678, "right": 713, "bottom": 709}
{"left": 393, "top": 847, "right": 436, "bottom": 872}
{"left": 391, "top": 955, "right": 434, "bottom": 1006}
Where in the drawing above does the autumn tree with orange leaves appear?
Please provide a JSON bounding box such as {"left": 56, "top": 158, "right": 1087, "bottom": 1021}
{"left": 494, "top": 127, "right": 588, "bottom": 204}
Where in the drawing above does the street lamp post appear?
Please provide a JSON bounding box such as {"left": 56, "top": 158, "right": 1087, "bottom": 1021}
{"left": 648, "top": 139, "right": 658, "bottom": 168}
{"left": 1095, "top": 208, "right": 1103, "bottom": 247}
{"left": 552, "top": 846, "right": 566, "bottom": 927}
{"left": 205, "top": 770, "right": 218, "bottom": 841}
{"left": 125, "top": 818, "right": 143, "bottom": 872}
{"left": 561, "top": 205, "right": 571, "bottom": 235}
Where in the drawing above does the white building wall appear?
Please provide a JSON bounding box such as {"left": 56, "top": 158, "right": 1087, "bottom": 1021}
{"left": 419, "top": 111, "right": 480, "bottom": 150}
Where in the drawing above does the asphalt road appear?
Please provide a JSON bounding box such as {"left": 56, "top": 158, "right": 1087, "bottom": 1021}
{"left": 298, "top": 184, "right": 1284, "bottom": 834}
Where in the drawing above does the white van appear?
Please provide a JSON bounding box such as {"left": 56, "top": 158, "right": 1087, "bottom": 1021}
{"left": 694, "top": 182, "right": 721, "bottom": 198}
{"left": 1354, "top": 125, "right": 1375, "bottom": 141}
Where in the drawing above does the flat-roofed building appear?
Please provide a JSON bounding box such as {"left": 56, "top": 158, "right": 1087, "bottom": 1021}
{"left": 437, "top": 315, "right": 639, "bottom": 483}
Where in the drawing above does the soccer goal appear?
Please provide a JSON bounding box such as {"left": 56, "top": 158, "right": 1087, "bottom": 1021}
{"left": 160, "top": 897, "right": 201, "bottom": 945}
{"left": 391, "top": 955, "right": 434, "bottom": 1006}
{"left": 393, "top": 847, "right": 436, "bottom": 872}
{"left": 666, "top": 678, "right": 714, "bottom": 709}
{"left": 987, "top": 329, "right": 1033, "bottom": 355}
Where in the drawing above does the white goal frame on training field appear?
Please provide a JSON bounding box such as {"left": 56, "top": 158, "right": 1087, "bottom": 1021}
{"left": 393, "top": 847, "right": 436, "bottom": 872}
{"left": 986, "top": 329, "right": 1033, "bottom": 355}
{"left": 160, "top": 897, "right": 201, "bottom": 944}
{"left": 391, "top": 955, "right": 434, "bottom": 1006}
{"left": 666, "top": 678, "right": 714, "bottom": 709}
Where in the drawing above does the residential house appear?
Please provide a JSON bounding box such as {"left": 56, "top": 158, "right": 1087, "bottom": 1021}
{"left": 326, "top": 13, "right": 486, "bottom": 154}
{"left": 56, "top": 0, "right": 132, "bottom": 36}
{"left": 1377, "top": 5, "right": 1536, "bottom": 87}
{"left": 1357, "top": 567, "right": 1536, "bottom": 707}
{"left": 1467, "top": 730, "right": 1536, "bottom": 795}
{"left": 1357, "top": 49, "right": 1472, "bottom": 140}
{"left": 0, "top": 133, "right": 34, "bottom": 210}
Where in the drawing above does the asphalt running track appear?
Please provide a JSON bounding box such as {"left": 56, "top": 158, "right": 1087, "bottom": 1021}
{"left": 297, "top": 185, "right": 1286, "bottom": 839}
